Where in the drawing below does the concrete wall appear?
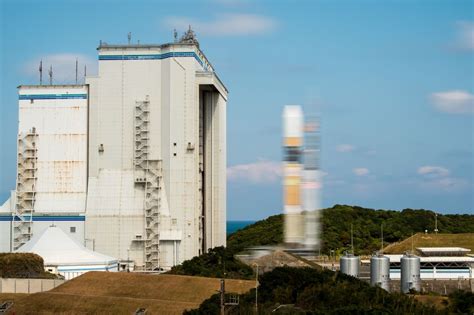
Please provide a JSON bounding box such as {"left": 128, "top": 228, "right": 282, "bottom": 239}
{"left": 0, "top": 278, "right": 65, "bottom": 293}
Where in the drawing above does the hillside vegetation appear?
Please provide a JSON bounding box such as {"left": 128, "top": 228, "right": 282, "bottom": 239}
{"left": 186, "top": 266, "right": 443, "bottom": 315}
{"left": 169, "top": 205, "right": 473, "bottom": 279}
{"left": 0, "top": 253, "right": 56, "bottom": 279}
{"left": 228, "top": 204, "right": 474, "bottom": 255}
{"left": 168, "top": 246, "right": 253, "bottom": 279}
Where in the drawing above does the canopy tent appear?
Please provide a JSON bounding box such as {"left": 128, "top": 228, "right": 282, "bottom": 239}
{"left": 16, "top": 225, "right": 118, "bottom": 280}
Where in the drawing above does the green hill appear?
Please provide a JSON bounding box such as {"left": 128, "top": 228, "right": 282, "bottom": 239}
{"left": 169, "top": 205, "right": 473, "bottom": 280}
{"left": 228, "top": 204, "right": 474, "bottom": 255}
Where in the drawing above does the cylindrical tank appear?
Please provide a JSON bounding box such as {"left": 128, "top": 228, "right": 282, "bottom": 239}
{"left": 400, "top": 253, "right": 421, "bottom": 293}
{"left": 340, "top": 253, "right": 360, "bottom": 277}
{"left": 370, "top": 254, "right": 390, "bottom": 291}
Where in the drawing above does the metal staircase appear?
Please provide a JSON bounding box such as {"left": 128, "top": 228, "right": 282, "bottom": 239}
{"left": 13, "top": 127, "right": 38, "bottom": 250}
{"left": 134, "top": 97, "right": 162, "bottom": 271}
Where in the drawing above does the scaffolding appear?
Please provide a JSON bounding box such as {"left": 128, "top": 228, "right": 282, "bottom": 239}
{"left": 134, "top": 97, "right": 161, "bottom": 271}
{"left": 13, "top": 127, "right": 38, "bottom": 250}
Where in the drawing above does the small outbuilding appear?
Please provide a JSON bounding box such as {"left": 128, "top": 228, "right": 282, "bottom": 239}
{"left": 16, "top": 226, "right": 118, "bottom": 280}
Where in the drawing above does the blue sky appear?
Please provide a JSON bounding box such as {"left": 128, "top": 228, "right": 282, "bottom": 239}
{"left": 0, "top": 0, "right": 473, "bottom": 220}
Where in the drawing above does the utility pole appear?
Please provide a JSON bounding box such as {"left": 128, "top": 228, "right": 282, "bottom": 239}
{"left": 39, "top": 60, "right": 43, "bottom": 85}
{"left": 127, "top": 248, "right": 130, "bottom": 272}
{"left": 75, "top": 58, "right": 78, "bottom": 84}
{"left": 434, "top": 213, "right": 438, "bottom": 234}
{"left": 220, "top": 279, "right": 225, "bottom": 315}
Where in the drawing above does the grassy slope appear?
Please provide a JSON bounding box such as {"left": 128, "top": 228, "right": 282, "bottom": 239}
{"left": 5, "top": 272, "right": 255, "bottom": 315}
{"left": 384, "top": 233, "right": 474, "bottom": 254}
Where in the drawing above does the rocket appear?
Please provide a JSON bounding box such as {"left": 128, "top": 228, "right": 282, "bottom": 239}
{"left": 302, "top": 118, "right": 321, "bottom": 250}
{"left": 282, "top": 106, "right": 305, "bottom": 245}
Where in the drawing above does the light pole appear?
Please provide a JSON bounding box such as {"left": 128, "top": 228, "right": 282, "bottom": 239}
{"left": 434, "top": 213, "right": 438, "bottom": 234}
{"left": 253, "top": 263, "right": 259, "bottom": 314}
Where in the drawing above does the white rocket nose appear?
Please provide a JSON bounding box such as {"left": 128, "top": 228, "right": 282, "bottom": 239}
{"left": 283, "top": 105, "right": 303, "bottom": 140}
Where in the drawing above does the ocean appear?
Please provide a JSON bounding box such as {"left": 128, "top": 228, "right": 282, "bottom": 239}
{"left": 226, "top": 221, "right": 255, "bottom": 235}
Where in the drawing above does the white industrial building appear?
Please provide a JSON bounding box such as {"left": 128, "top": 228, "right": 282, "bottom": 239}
{"left": 0, "top": 29, "right": 228, "bottom": 271}
{"left": 385, "top": 248, "right": 474, "bottom": 280}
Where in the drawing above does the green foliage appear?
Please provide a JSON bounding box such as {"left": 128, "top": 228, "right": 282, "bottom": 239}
{"left": 187, "top": 266, "right": 442, "bottom": 315}
{"left": 227, "top": 214, "right": 283, "bottom": 252}
{"left": 167, "top": 246, "right": 253, "bottom": 279}
{"left": 447, "top": 290, "right": 474, "bottom": 314}
{"left": 0, "top": 253, "right": 56, "bottom": 278}
{"left": 228, "top": 205, "right": 474, "bottom": 255}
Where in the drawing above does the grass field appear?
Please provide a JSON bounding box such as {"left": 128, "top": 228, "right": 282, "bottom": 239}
{"left": 1, "top": 272, "right": 255, "bottom": 314}
{"left": 383, "top": 233, "right": 474, "bottom": 254}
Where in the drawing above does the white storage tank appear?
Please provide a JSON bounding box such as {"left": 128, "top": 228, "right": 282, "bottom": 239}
{"left": 370, "top": 253, "right": 390, "bottom": 291}
{"left": 400, "top": 253, "right": 421, "bottom": 293}
{"left": 340, "top": 252, "right": 360, "bottom": 277}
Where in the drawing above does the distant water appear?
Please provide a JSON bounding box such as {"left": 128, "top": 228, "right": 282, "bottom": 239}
{"left": 227, "top": 221, "right": 255, "bottom": 235}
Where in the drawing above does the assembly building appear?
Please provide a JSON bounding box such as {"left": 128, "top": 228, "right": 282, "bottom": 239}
{"left": 0, "top": 29, "right": 227, "bottom": 271}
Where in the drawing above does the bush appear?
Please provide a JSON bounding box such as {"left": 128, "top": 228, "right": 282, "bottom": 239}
{"left": 0, "top": 253, "right": 56, "bottom": 278}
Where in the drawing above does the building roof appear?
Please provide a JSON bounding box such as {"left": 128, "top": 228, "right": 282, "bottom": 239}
{"left": 18, "top": 84, "right": 86, "bottom": 89}
{"left": 417, "top": 247, "right": 471, "bottom": 256}
{"left": 384, "top": 254, "right": 474, "bottom": 263}
{"left": 16, "top": 226, "right": 117, "bottom": 266}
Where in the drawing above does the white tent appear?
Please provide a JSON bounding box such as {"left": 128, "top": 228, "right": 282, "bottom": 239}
{"left": 16, "top": 226, "right": 118, "bottom": 280}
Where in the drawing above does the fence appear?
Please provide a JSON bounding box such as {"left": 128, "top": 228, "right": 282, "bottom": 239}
{"left": 0, "top": 278, "right": 65, "bottom": 293}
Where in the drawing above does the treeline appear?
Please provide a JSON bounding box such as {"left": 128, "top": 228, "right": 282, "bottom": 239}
{"left": 228, "top": 205, "right": 474, "bottom": 255}
{"left": 185, "top": 266, "right": 443, "bottom": 315}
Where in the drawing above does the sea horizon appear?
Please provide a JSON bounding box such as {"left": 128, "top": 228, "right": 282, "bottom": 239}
{"left": 226, "top": 220, "right": 255, "bottom": 235}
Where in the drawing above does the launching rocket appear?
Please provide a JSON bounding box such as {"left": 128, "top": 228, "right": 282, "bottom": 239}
{"left": 282, "top": 106, "right": 321, "bottom": 250}
{"left": 282, "top": 106, "right": 305, "bottom": 245}
{"left": 302, "top": 118, "right": 321, "bottom": 250}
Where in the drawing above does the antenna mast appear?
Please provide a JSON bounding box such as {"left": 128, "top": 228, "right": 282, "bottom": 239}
{"left": 48, "top": 65, "right": 53, "bottom": 85}
{"left": 350, "top": 223, "right": 354, "bottom": 254}
{"left": 380, "top": 223, "right": 384, "bottom": 254}
{"left": 39, "top": 60, "right": 43, "bottom": 85}
{"left": 75, "top": 58, "right": 78, "bottom": 84}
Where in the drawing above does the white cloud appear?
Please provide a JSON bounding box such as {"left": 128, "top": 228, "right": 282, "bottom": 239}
{"left": 22, "top": 53, "right": 96, "bottom": 84}
{"left": 336, "top": 144, "right": 355, "bottom": 153}
{"left": 163, "top": 14, "right": 277, "bottom": 36}
{"left": 417, "top": 165, "right": 450, "bottom": 178}
{"left": 416, "top": 165, "right": 469, "bottom": 193}
{"left": 227, "top": 160, "right": 281, "bottom": 183}
{"left": 456, "top": 21, "right": 474, "bottom": 51}
{"left": 353, "top": 168, "right": 369, "bottom": 176}
{"left": 430, "top": 90, "right": 474, "bottom": 114}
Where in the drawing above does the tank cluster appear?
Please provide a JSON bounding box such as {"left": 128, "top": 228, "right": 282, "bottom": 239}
{"left": 339, "top": 251, "right": 421, "bottom": 293}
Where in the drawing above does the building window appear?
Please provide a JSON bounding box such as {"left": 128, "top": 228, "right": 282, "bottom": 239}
{"left": 70, "top": 227, "right": 76, "bottom": 233}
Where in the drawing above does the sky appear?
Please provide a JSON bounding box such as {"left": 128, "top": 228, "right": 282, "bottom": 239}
{"left": 0, "top": 0, "right": 473, "bottom": 220}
